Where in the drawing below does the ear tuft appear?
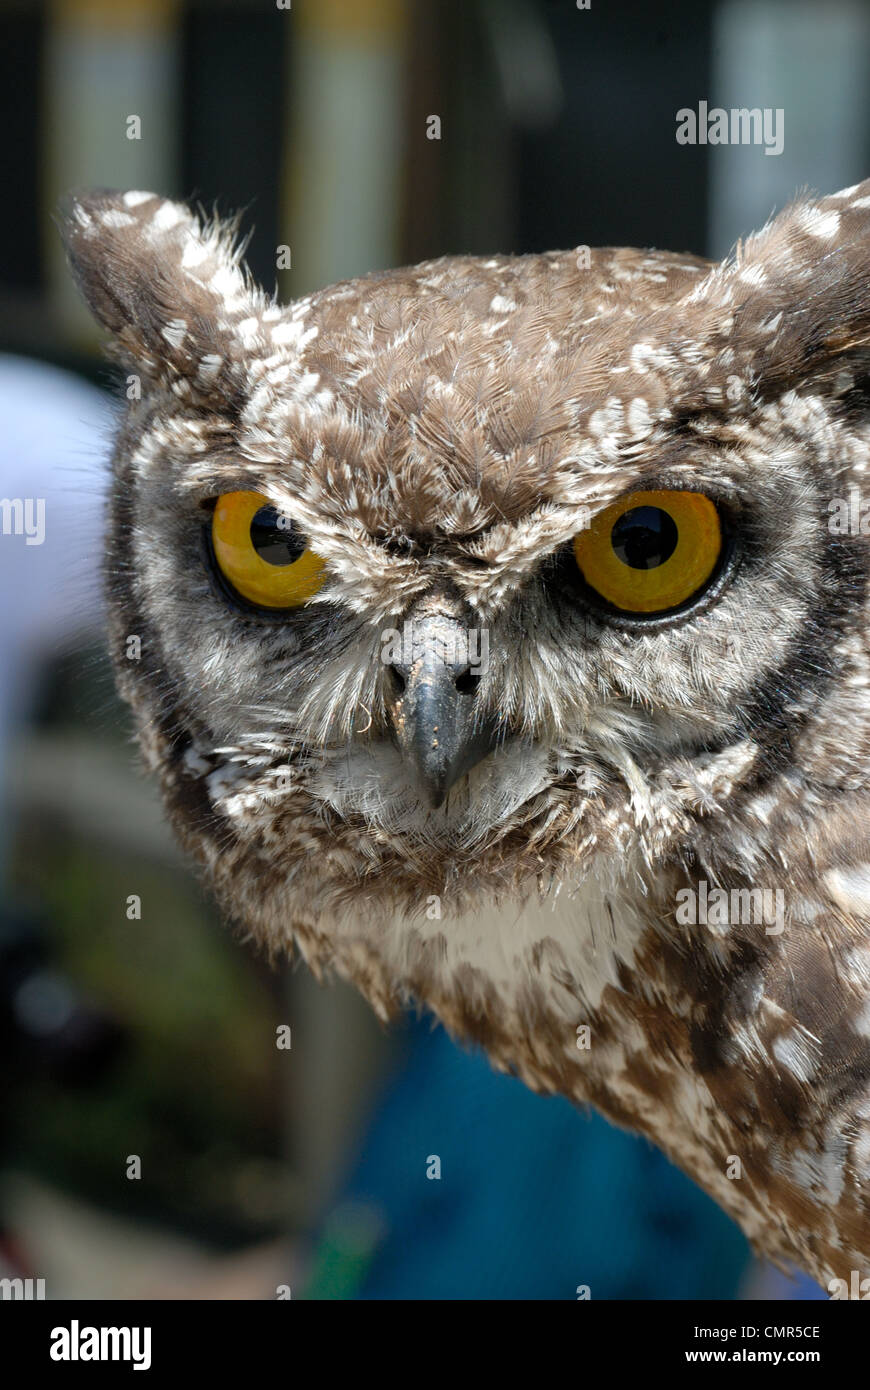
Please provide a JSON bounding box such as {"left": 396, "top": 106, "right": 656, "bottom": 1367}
{"left": 689, "top": 177, "right": 870, "bottom": 401}
{"left": 57, "top": 188, "right": 264, "bottom": 399}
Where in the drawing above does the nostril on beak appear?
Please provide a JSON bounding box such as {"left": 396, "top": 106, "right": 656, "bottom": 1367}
{"left": 454, "top": 668, "right": 481, "bottom": 696}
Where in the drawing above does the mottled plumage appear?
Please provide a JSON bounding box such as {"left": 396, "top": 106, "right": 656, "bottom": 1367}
{"left": 60, "top": 181, "right": 870, "bottom": 1287}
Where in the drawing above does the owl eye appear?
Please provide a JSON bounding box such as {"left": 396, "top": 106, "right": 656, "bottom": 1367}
{"left": 211, "top": 490, "right": 326, "bottom": 609}
{"left": 572, "top": 489, "right": 722, "bottom": 615}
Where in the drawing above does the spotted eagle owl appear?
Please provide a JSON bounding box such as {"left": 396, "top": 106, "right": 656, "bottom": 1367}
{"left": 60, "top": 180, "right": 870, "bottom": 1290}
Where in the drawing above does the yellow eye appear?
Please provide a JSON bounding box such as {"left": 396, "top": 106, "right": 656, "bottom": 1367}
{"left": 573, "top": 490, "right": 722, "bottom": 614}
{"left": 211, "top": 491, "right": 326, "bottom": 609}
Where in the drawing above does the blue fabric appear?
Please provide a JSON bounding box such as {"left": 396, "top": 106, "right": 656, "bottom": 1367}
{"left": 331, "top": 1017, "right": 752, "bottom": 1300}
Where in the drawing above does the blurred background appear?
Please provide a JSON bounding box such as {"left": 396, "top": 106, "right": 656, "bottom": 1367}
{"left": 2, "top": 0, "right": 866, "bottom": 1300}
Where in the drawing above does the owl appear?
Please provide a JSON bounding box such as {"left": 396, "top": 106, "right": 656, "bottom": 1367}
{"left": 60, "top": 180, "right": 870, "bottom": 1291}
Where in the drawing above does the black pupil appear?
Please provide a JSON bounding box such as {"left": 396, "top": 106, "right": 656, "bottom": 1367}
{"left": 611, "top": 506, "right": 678, "bottom": 570}
{"left": 250, "top": 505, "right": 307, "bottom": 566}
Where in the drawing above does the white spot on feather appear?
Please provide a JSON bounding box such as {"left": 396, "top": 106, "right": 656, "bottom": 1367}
{"left": 799, "top": 207, "right": 840, "bottom": 239}
{"left": 824, "top": 865, "right": 870, "bottom": 917}
{"left": 772, "top": 1030, "right": 817, "bottom": 1082}
{"left": 237, "top": 316, "right": 260, "bottom": 346}
{"left": 151, "top": 202, "right": 186, "bottom": 232}
{"left": 738, "top": 264, "right": 766, "bottom": 286}
{"left": 99, "top": 210, "right": 135, "bottom": 229}
{"left": 209, "top": 265, "right": 244, "bottom": 300}
{"left": 627, "top": 398, "right": 651, "bottom": 436}
{"left": 161, "top": 318, "right": 188, "bottom": 349}
{"left": 182, "top": 240, "right": 210, "bottom": 270}
{"left": 197, "top": 354, "right": 223, "bottom": 386}
{"left": 270, "top": 319, "right": 318, "bottom": 349}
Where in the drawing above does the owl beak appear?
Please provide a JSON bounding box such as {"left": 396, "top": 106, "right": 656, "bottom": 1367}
{"left": 385, "top": 613, "right": 501, "bottom": 809}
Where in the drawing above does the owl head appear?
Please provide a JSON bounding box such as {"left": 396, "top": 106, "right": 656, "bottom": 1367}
{"left": 59, "top": 184, "right": 870, "bottom": 1002}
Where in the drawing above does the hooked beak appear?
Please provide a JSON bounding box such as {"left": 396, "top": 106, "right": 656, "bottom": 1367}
{"left": 385, "top": 610, "right": 502, "bottom": 808}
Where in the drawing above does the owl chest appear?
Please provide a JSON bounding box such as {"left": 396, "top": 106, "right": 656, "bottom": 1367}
{"left": 384, "top": 870, "right": 662, "bottom": 1087}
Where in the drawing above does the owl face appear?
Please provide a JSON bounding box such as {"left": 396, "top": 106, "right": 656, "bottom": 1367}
{"left": 61, "top": 187, "right": 869, "bottom": 934}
